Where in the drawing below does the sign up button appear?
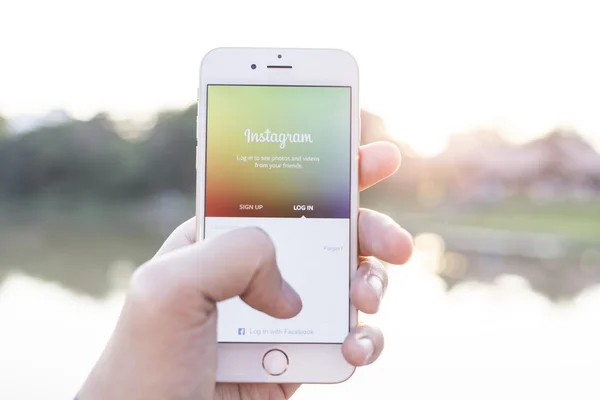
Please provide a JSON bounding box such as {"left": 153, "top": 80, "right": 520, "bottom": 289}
{"left": 239, "top": 204, "right": 263, "bottom": 211}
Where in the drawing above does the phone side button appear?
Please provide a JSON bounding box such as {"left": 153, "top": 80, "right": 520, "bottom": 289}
{"left": 262, "top": 349, "right": 289, "bottom": 376}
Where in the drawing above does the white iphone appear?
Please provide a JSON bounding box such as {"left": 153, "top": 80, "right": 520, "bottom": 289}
{"left": 195, "top": 47, "right": 359, "bottom": 383}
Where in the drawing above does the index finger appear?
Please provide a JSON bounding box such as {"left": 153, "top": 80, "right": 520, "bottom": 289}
{"left": 359, "top": 142, "right": 401, "bottom": 191}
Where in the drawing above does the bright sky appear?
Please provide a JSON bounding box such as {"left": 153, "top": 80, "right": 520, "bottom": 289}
{"left": 1, "top": 0, "right": 599, "bottom": 155}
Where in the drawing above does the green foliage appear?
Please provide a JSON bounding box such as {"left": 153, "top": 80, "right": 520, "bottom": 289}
{"left": 140, "top": 104, "right": 197, "bottom": 194}
{"left": 0, "top": 107, "right": 197, "bottom": 200}
{"left": 0, "top": 115, "right": 7, "bottom": 139}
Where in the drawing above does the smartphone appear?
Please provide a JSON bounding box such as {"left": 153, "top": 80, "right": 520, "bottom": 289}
{"left": 196, "top": 47, "right": 359, "bottom": 383}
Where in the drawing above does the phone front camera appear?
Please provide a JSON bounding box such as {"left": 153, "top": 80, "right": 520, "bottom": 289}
{"left": 277, "top": 54, "right": 282, "bottom": 59}
{"left": 251, "top": 64, "right": 257, "bottom": 70}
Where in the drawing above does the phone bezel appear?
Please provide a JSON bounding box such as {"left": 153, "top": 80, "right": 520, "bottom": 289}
{"left": 196, "top": 47, "right": 360, "bottom": 384}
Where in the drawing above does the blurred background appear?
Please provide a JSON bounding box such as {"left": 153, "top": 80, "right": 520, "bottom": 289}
{"left": 1, "top": 0, "right": 600, "bottom": 398}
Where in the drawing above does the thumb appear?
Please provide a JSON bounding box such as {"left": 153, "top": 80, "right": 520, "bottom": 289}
{"left": 136, "top": 226, "right": 302, "bottom": 319}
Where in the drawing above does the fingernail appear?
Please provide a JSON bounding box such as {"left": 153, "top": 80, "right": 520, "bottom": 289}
{"left": 367, "top": 275, "right": 384, "bottom": 299}
{"left": 357, "top": 336, "right": 374, "bottom": 364}
{"left": 281, "top": 280, "right": 302, "bottom": 310}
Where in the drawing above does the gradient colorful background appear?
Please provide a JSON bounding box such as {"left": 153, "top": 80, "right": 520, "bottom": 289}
{"left": 205, "top": 85, "right": 351, "bottom": 218}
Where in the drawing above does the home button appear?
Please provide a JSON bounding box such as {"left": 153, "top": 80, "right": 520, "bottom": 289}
{"left": 262, "top": 349, "right": 289, "bottom": 376}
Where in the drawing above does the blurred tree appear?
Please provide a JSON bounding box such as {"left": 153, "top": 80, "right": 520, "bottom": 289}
{"left": 0, "top": 113, "right": 142, "bottom": 199}
{"left": 0, "top": 114, "right": 8, "bottom": 138}
{"left": 141, "top": 104, "right": 197, "bottom": 194}
{"left": 360, "top": 110, "right": 416, "bottom": 156}
{"left": 1, "top": 105, "right": 598, "bottom": 205}
{"left": 0, "top": 115, "right": 9, "bottom": 196}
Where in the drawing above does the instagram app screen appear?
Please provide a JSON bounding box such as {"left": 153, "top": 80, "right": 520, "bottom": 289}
{"left": 204, "top": 85, "right": 352, "bottom": 344}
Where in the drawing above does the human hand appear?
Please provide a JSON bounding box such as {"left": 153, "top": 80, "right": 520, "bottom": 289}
{"left": 77, "top": 123, "right": 413, "bottom": 400}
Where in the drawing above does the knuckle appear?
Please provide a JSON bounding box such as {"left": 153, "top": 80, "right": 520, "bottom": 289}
{"left": 127, "top": 262, "right": 159, "bottom": 307}
{"left": 239, "top": 226, "right": 277, "bottom": 269}
{"left": 127, "top": 260, "right": 189, "bottom": 315}
{"left": 179, "top": 218, "right": 197, "bottom": 243}
{"left": 362, "top": 258, "right": 387, "bottom": 279}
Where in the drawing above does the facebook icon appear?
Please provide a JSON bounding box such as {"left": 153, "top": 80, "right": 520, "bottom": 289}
{"left": 238, "top": 328, "right": 246, "bottom": 335}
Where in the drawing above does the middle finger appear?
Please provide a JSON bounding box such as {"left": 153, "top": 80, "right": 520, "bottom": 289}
{"left": 358, "top": 208, "right": 413, "bottom": 265}
{"left": 351, "top": 257, "right": 388, "bottom": 314}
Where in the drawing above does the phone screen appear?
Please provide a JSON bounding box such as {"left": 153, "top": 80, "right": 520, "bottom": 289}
{"left": 203, "top": 85, "right": 352, "bottom": 344}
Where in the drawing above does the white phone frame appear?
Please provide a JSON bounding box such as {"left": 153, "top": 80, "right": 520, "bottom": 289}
{"left": 196, "top": 47, "right": 360, "bottom": 384}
